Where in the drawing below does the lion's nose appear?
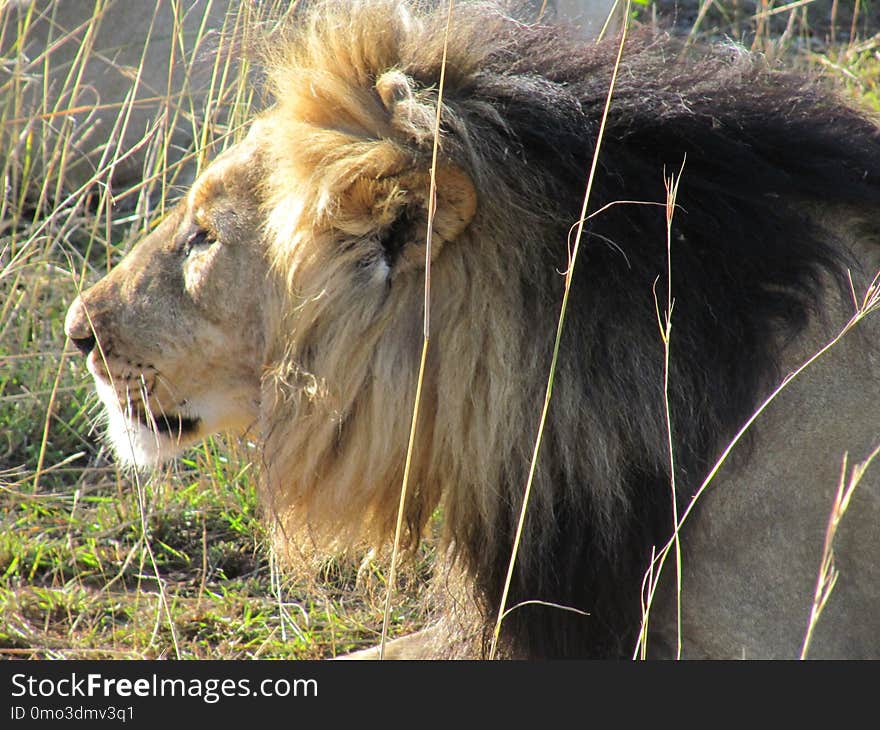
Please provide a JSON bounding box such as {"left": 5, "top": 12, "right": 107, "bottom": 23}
{"left": 64, "top": 296, "right": 97, "bottom": 356}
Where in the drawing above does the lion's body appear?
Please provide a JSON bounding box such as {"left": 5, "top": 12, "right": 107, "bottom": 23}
{"left": 655, "top": 259, "right": 880, "bottom": 658}
{"left": 66, "top": 1, "right": 880, "bottom": 659}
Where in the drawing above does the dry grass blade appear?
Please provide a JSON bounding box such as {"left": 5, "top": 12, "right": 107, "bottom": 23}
{"left": 753, "top": 0, "right": 818, "bottom": 19}
{"left": 641, "top": 160, "right": 686, "bottom": 660}
{"left": 800, "top": 442, "right": 880, "bottom": 658}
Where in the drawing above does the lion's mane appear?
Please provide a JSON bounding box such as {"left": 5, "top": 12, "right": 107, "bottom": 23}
{"left": 253, "top": 1, "right": 880, "bottom": 657}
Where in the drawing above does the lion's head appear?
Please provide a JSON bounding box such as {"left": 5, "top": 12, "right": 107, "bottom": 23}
{"left": 66, "top": 1, "right": 880, "bottom": 658}
{"left": 64, "top": 1, "right": 501, "bottom": 554}
{"left": 64, "top": 132, "right": 270, "bottom": 466}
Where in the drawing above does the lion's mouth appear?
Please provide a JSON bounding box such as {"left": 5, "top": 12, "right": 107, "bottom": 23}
{"left": 137, "top": 411, "right": 201, "bottom": 437}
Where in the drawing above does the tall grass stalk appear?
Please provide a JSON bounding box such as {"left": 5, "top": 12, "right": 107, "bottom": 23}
{"left": 800, "top": 442, "right": 880, "bottom": 658}
{"left": 642, "top": 161, "right": 686, "bottom": 660}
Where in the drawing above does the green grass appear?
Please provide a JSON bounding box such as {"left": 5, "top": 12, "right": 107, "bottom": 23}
{"left": 0, "top": 432, "right": 431, "bottom": 659}
{"left": 1, "top": 0, "right": 878, "bottom": 660}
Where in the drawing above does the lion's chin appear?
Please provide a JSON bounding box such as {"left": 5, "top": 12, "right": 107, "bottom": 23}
{"left": 94, "top": 380, "right": 202, "bottom": 468}
{"left": 106, "top": 409, "right": 199, "bottom": 468}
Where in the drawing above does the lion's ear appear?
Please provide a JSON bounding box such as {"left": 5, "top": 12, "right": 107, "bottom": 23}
{"left": 339, "top": 163, "right": 477, "bottom": 275}
{"left": 326, "top": 68, "right": 477, "bottom": 276}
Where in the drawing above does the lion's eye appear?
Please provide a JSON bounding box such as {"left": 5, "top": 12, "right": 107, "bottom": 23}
{"left": 183, "top": 228, "right": 215, "bottom": 257}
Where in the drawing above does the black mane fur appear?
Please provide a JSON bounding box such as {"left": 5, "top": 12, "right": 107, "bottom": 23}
{"left": 417, "top": 20, "right": 880, "bottom": 658}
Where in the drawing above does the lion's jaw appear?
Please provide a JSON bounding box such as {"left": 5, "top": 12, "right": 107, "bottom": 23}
{"left": 93, "top": 376, "right": 198, "bottom": 467}
{"left": 93, "top": 376, "right": 258, "bottom": 468}
{"left": 88, "top": 361, "right": 255, "bottom": 468}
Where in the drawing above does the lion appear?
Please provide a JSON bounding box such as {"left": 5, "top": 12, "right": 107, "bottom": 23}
{"left": 64, "top": 0, "right": 880, "bottom": 659}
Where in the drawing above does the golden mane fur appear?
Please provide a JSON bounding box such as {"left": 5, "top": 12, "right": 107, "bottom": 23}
{"left": 257, "top": 2, "right": 541, "bottom": 554}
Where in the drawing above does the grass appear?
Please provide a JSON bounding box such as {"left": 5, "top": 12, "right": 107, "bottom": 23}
{"left": 1, "top": 0, "right": 879, "bottom": 660}
{"left": 0, "top": 431, "right": 432, "bottom": 658}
